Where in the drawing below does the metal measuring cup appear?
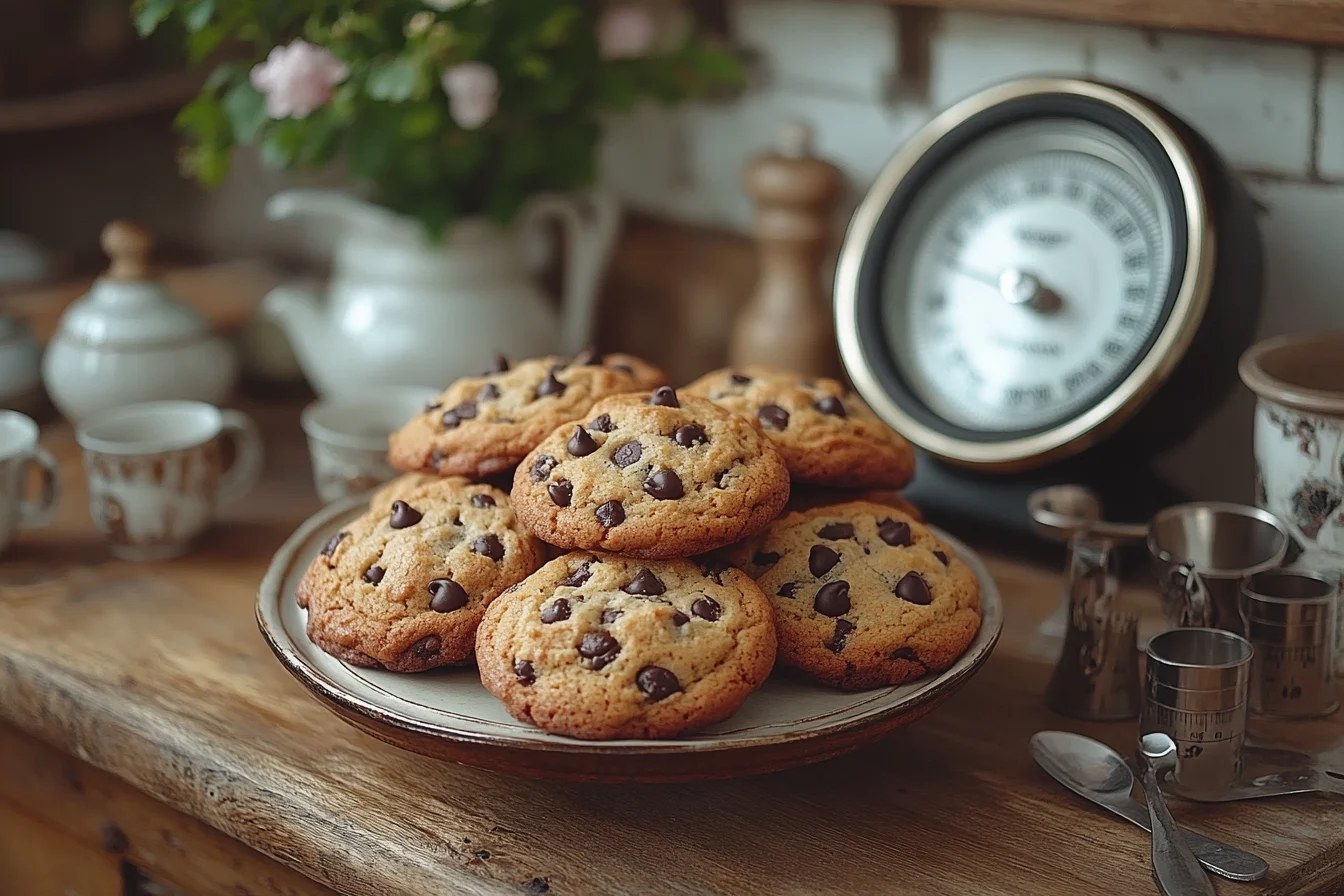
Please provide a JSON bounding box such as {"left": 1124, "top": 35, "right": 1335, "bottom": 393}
{"left": 1147, "top": 503, "right": 1290, "bottom": 635}
{"left": 1240, "top": 569, "right": 1339, "bottom": 718}
{"left": 1141, "top": 627, "right": 1254, "bottom": 798}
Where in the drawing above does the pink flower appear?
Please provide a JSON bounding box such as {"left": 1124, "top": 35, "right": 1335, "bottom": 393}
{"left": 598, "top": 5, "right": 655, "bottom": 59}
{"left": 249, "top": 40, "right": 349, "bottom": 120}
{"left": 441, "top": 62, "right": 499, "bottom": 130}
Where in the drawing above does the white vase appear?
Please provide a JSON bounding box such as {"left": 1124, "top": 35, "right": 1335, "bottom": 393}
{"left": 262, "top": 188, "right": 621, "bottom": 398}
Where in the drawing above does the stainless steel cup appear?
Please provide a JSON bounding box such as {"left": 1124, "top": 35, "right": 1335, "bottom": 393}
{"left": 1141, "top": 627, "right": 1253, "bottom": 797}
{"left": 1147, "top": 503, "right": 1290, "bottom": 634}
{"left": 1240, "top": 570, "right": 1339, "bottom": 718}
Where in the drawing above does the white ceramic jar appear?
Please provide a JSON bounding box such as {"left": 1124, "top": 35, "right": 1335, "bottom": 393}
{"left": 41, "top": 221, "right": 237, "bottom": 423}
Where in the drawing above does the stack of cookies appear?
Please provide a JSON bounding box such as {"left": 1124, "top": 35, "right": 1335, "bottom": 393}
{"left": 295, "top": 353, "right": 983, "bottom": 740}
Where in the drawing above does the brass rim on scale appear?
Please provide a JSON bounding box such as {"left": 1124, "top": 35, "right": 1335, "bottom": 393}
{"left": 834, "top": 77, "right": 1218, "bottom": 471}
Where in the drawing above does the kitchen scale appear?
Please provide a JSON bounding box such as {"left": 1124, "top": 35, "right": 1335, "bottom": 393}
{"left": 834, "top": 77, "right": 1263, "bottom": 542}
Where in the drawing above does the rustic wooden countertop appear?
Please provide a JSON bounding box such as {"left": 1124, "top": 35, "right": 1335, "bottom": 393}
{"left": 2, "top": 401, "right": 1342, "bottom": 896}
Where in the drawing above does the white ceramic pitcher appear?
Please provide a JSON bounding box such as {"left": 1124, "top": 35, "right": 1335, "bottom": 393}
{"left": 262, "top": 188, "right": 620, "bottom": 397}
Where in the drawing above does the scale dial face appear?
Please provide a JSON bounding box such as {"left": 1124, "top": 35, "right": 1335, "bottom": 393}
{"left": 881, "top": 119, "right": 1176, "bottom": 433}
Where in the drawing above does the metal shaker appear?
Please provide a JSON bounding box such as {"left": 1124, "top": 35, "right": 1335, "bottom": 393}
{"left": 1240, "top": 570, "right": 1339, "bottom": 718}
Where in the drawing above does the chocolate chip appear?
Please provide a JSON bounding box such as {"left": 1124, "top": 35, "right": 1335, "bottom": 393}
{"left": 562, "top": 562, "right": 594, "bottom": 587}
{"left": 410, "top": 635, "right": 441, "bottom": 660}
{"left": 477, "top": 383, "right": 501, "bottom": 401}
{"left": 692, "top": 597, "right": 721, "bottom": 621}
{"left": 567, "top": 425, "right": 598, "bottom": 457}
{"left": 643, "top": 469, "right": 684, "bottom": 500}
{"left": 622, "top": 569, "right": 666, "bottom": 596}
{"left": 548, "top": 479, "right": 573, "bottom": 507}
{"left": 441, "top": 402, "right": 477, "bottom": 428}
{"left": 573, "top": 348, "right": 602, "bottom": 366}
{"left": 595, "top": 500, "right": 625, "bottom": 527}
{"left": 362, "top": 565, "right": 385, "bottom": 585}
{"left": 826, "top": 619, "right": 856, "bottom": 653}
{"left": 818, "top": 522, "right": 855, "bottom": 540}
{"left": 649, "top": 386, "right": 680, "bottom": 408}
{"left": 474, "top": 850, "right": 491, "bottom": 861}
{"left": 424, "top": 400, "right": 442, "bottom": 412}
{"left": 674, "top": 424, "right": 708, "bottom": 447}
{"left": 471, "top": 493, "right": 496, "bottom": 508}
{"left": 815, "top": 396, "right": 847, "bottom": 417}
{"left": 757, "top": 404, "right": 790, "bottom": 430}
{"left": 777, "top": 582, "right": 798, "bottom": 598}
{"left": 321, "top": 531, "right": 348, "bottom": 556}
{"left": 890, "top": 647, "right": 921, "bottom": 663}
{"left": 530, "top": 455, "right": 557, "bottom": 482}
{"left": 513, "top": 659, "right": 536, "bottom": 684}
{"left": 589, "top": 413, "right": 614, "bottom": 433}
{"left": 486, "top": 354, "right": 510, "bottom": 374}
{"left": 672, "top": 610, "right": 690, "bottom": 626}
{"left": 753, "top": 551, "right": 781, "bottom": 567}
{"left": 612, "top": 440, "right": 642, "bottom": 468}
{"left": 428, "top": 578, "right": 468, "bottom": 612}
{"left": 809, "top": 544, "right": 840, "bottom": 577}
{"left": 430, "top": 448, "right": 444, "bottom": 470}
{"left": 814, "top": 581, "right": 851, "bottom": 617}
{"left": 730, "top": 372, "right": 752, "bottom": 385}
{"left": 526, "top": 878, "right": 549, "bottom": 895}
{"left": 535, "top": 370, "right": 566, "bottom": 399}
{"left": 879, "top": 519, "right": 912, "bottom": 547}
{"left": 636, "top": 665, "right": 681, "bottom": 701}
{"left": 610, "top": 363, "right": 633, "bottom": 375}
{"left": 541, "top": 598, "right": 571, "bottom": 624}
{"left": 934, "top": 550, "right": 949, "bottom": 566}
{"left": 895, "top": 572, "right": 932, "bottom": 605}
{"left": 389, "top": 500, "right": 423, "bottom": 529}
{"left": 600, "top": 608, "right": 622, "bottom": 624}
{"left": 578, "top": 631, "right": 621, "bottom": 669}
{"left": 699, "top": 557, "right": 731, "bottom": 583}
{"left": 471, "top": 534, "right": 504, "bottom": 561}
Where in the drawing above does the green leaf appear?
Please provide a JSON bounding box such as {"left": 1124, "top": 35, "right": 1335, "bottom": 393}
{"left": 300, "top": 110, "right": 344, "bottom": 166}
{"left": 347, "top": 106, "right": 402, "bottom": 179}
{"left": 184, "top": 0, "right": 216, "bottom": 32}
{"left": 175, "top": 93, "right": 229, "bottom": 144}
{"left": 366, "top": 58, "right": 420, "bottom": 102}
{"left": 204, "top": 61, "right": 246, "bottom": 93}
{"left": 223, "top": 82, "right": 268, "bottom": 143}
{"left": 400, "top": 104, "right": 443, "bottom": 139}
{"left": 191, "top": 143, "right": 233, "bottom": 186}
{"left": 517, "top": 55, "right": 550, "bottom": 80}
{"left": 132, "top": 0, "right": 174, "bottom": 36}
{"left": 260, "top": 119, "right": 306, "bottom": 169}
{"left": 536, "top": 7, "right": 579, "bottom": 47}
{"left": 187, "top": 23, "right": 228, "bottom": 60}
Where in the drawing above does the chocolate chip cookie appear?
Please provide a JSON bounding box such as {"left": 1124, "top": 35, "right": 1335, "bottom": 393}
{"left": 475, "top": 551, "right": 777, "bottom": 739}
{"left": 684, "top": 366, "right": 915, "bottom": 489}
{"left": 388, "top": 352, "right": 667, "bottom": 480}
{"left": 731, "top": 501, "right": 980, "bottom": 690}
{"left": 509, "top": 387, "right": 791, "bottom": 559}
{"left": 298, "top": 477, "right": 546, "bottom": 671}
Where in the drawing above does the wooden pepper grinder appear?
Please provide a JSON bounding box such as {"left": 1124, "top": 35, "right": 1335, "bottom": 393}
{"left": 729, "top": 121, "right": 844, "bottom": 378}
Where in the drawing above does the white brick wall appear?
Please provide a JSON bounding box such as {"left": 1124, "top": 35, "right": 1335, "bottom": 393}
{"left": 599, "top": 5, "right": 1344, "bottom": 500}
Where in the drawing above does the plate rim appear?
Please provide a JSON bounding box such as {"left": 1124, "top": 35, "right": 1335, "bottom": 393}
{"left": 257, "top": 493, "right": 1003, "bottom": 756}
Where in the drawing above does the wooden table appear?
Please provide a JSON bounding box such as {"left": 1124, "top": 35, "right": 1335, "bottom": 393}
{"left": 2, "top": 402, "right": 1341, "bottom": 896}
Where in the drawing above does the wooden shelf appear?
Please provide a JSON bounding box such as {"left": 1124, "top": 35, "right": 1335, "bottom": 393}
{"left": 0, "top": 67, "right": 202, "bottom": 134}
{"left": 871, "top": 0, "right": 1344, "bottom": 46}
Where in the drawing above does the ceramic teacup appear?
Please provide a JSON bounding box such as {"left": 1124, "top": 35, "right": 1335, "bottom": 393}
{"left": 0, "top": 410, "right": 60, "bottom": 554}
{"left": 1241, "top": 331, "right": 1344, "bottom": 670}
{"left": 301, "top": 388, "right": 439, "bottom": 503}
{"left": 76, "top": 401, "right": 264, "bottom": 560}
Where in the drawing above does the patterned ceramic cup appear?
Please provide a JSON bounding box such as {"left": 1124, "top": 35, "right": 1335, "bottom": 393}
{"left": 0, "top": 410, "right": 59, "bottom": 554}
{"left": 300, "top": 388, "right": 439, "bottom": 504}
{"left": 76, "top": 401, "right": 264, "bottom": 560}
{"left": 1240, "top": 332, "right": 1344, "bottom": 671}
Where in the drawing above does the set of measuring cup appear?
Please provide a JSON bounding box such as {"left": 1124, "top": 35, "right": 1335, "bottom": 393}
{"left": 1030, "top": 484, "right": 1340, "bottom": 802}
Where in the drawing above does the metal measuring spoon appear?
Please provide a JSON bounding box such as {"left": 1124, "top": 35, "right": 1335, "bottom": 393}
{"left": 1027, "top": 484, "right": 1149, "bottom": 542}
{"left": 1167, "top": 768, "right": 1344, "bottom": 802}
{"left": 1030, "top": 731, "right": 1267, "bottom": 881}
{"left": 1138, "top": 733, "right": 1216, "bottom": 896}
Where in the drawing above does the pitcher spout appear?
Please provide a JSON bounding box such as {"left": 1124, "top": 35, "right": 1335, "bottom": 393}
{"left": 262, "top": 282, "right": 345, "bottom": 396}
{"left": 265, "top": 189, "right": 406, "bottom": 236}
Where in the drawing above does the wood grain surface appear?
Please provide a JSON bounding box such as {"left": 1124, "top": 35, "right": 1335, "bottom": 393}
{"left": 2, "top": 402, "right": 1343, "bottom": 895}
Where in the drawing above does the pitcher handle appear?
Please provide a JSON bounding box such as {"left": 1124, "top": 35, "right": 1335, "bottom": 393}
{"left": 519, "top": 189, "right": 621, "bottom": 355}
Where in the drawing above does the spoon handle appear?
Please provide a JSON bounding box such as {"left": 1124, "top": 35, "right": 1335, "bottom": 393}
{"left": 1107, "top": 801, "right": 1267, "bottom": 880}
{"left": 1139, "top": 762, "right": 1216, "bottom": 896}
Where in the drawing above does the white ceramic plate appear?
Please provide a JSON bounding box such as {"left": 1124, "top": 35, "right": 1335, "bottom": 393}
{"left": 257, "top": 493, "right": 1004, "bottom": 782}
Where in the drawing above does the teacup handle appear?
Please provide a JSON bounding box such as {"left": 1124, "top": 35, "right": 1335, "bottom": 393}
{"left": 19, "top": 447, "right": 59, "bottom": 529}
{"left": 217, "top": 410, "right": 264, "bottom": 504}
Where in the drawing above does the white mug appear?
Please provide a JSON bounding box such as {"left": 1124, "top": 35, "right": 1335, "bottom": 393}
{"left": 0, "top": 410, "right": 59, "bottom": 554}
{"left": 300, "top": 387, "right": 438, "bottom": 504}
{"left": 76, "top": 401, "right": 264, "bottom": 560}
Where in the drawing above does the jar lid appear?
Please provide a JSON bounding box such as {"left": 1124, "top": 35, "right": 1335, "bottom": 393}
{"left": 54, "top": 221, "right": 209, "bottom": 348}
